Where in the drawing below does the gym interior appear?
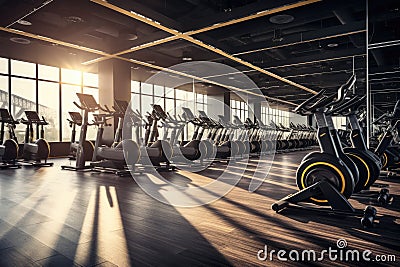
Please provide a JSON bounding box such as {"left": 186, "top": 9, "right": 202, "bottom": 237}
{"left": 0, "top": 0, "right": 399, "bottom": 266}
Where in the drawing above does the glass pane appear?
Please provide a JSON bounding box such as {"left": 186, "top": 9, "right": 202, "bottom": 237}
{"left": 38, "top": 65, "right": 59, "bottom": 82}
{"left": 175, "top": 89, "right": 185, "bottom": 100}
{"left": 11, "top": 77, "right": 36, "bottom": 142}
{"left": 0, "top": 57, "right": 8, "bottom": 74}
{"left": 61, "top": 68, "right": 81, "bottom": 85}
{"left": 197, "top": 93, "right": 203, "bottom": 103}
{"left": 165, "top": 87, "right": 174, "bottom": 98}
{"left": 38, "top": 81, "right": 59, "bottom": 141}
{"left": 61, "top": 84, "right": 81, "bottom": 141}
{"left": 141, "top": 83, "right": 152, "bottom": 95}
{"left": 0, "top": 75, "right": 9, "bottom": 110}
{"left": 11, "top": 59, "right": 36, "bottom": 78}
{"left": 141, "top": 95, "right": 153, "bottom": 118}
{"left": 131, "top": 81, "right": 140, "bottom": 94}
{"left": 154, "top": 96, "right": 164, "bottom": 109}
{"left": 165, "top": 98, "right": 175, "bottom": 115}
{"left": 83, "top": 72, "right": 98, "bottom": 87}
{"left": 154, "top": 85, "right": 164, "bottom": 97}
{"left": 131, "top": 93, "right": 140, "bottom": 113}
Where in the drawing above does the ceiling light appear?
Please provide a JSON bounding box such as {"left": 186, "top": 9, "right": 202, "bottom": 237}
{"left": 65, "top": 16, "right": 84, "bottom": 23}
{"left": 147, "top": 60, "right": 156, "bottom": 64}
{"left": 10, "top": 37, "right": 31, "bottom": 44}
{"left": 131, "top": 66, "right": 140, "bottom": 69}
{"left": 126, "top": 33, "right": 138, "bottom": 41}
{"left": 269, "top": 14, "right": 294, "bottom": 24}
{"left": 17, "top": 20, "right": 32, "bottom": 26}
{"left": 327, "top": 43, "right": 338, "bottom": 48}
{"left": 182, "top": 50, "right": 193, "bottom": 61}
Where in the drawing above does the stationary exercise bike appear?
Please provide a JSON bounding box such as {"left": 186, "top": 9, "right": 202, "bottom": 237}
{"left": 67, "top": 111, "right": 94, "bottom": 161}
{"left": 373, "top": 100, "right": 400, "bottom": 172}
{"left": 0, "top": 108, "right": 21, "bottom": 168}
{"left": 20, "top": 111, "right": 53, "bottom": 167}
{"left": 272, "top": 84, "right": 377, "bottom": 227}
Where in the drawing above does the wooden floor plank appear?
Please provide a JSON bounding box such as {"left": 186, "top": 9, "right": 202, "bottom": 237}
{"left": 0, "top": 150, "right": 398, "bottom": 266}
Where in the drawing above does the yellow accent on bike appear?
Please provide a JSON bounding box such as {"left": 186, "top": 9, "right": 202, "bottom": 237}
{"left": 300, "top": 161, "right": 345, "bottom": 203}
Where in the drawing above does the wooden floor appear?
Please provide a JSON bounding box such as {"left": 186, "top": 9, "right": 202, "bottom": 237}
{"left": 0, "top": 150, "right": 399, "bottom": 267}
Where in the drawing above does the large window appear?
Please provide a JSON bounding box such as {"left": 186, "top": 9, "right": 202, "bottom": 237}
{"left": 39, "top": 65, "right": 59, "bottom": 82}
{"left": 131, "top": 82, "right": 207, "bottom": 141}
{"left": 231, "top": 99, "right": 249, "bottom": 123}
{"left": 38, "top": 82, "right": 60, "bottom": 141}
{"left": 0, "top": 58, "right": 8, "bottom": 74}
{"left": 61, "top": 85, "right": 81, "bottom": 141}
{"left": 11, "top": 60, "right": 36, "bottom": 78}
{"left": 0, "top": 75, "right": 8, "bottom": 110}
{"left": 332, "top": 116, "right": 347, "bottom": 130}
{"left": 261, "top": 104, "right": 290, "bottom": 127}
{"left": 0, "top": 57, "right": 99, "bottom": 142}
{"left": 11, "top": 77, "right": 36, "bottom": 142}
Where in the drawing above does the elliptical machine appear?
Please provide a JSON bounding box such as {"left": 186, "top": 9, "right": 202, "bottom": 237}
{"left": 20, "top": 111, "right": 53, "bottom": 167}
{"left": 0, "top": 109, "right": 21, "bottom": 168}
{"left": 67, "top": 111, "right": 94, "bottom": 161}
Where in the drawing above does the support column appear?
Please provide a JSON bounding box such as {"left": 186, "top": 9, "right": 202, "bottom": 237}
{"left": 98, "top": 59, "right": 131, "bottom": 142}
{"left": 224, "top": 91, "right": 230, "bottom": 121}
{"left": 249, "top": 101, "right": 261, "bottom": 122}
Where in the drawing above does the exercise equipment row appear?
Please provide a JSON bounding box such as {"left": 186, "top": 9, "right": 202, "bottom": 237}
{"left": 0, "top": 108, "right": 53, "bottom": 168}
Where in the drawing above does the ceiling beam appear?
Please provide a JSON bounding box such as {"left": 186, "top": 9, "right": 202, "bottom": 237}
{"left": 107, "top": 0, "right": 182, "bottom": 30}
{"left": 83, "top": 0, "right": 321, "bottom": 66}
{"left": 89, "top": 0, "right": 320, "bottom": 95}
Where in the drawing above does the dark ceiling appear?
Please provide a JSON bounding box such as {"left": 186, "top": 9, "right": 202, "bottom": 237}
{"left": 0, "top": 0, "right": 399, "bottom": 114}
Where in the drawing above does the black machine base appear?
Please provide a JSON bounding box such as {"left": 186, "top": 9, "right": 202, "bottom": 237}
{"left": 271, "top": 180, "right": 377, "bottom": 228}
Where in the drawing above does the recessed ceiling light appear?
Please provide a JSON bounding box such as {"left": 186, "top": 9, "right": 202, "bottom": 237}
{"left": 126, "top": 33, "right": 138, "bottom": 41}
{"left": 146, "top": 60, "right": 156, "bottom": 64}
{"left": 327, "top": 43, "right": 338, "bottom": 48}
{"left": 10, "top": 37, "right": 31, "bottom": 44}
{"left": 182, "top": 57, "right": 192, "bottom": 61}
{"left": 17, "top": 20, "right": 32, "bottom": 26}
{"left": 131, "top": 66, "right": 140, "bottom": 69}
{"left": 269, "top": 14, "right": 294, "bottom": 24}
{"left": 69, "top": 52, "right": 77, "bottom": 56}
{"left": 228, "top": 76, "right": 235, "bottom": 80}
{"left": 65, "top": 16, "right": 84, "bottom": 23}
